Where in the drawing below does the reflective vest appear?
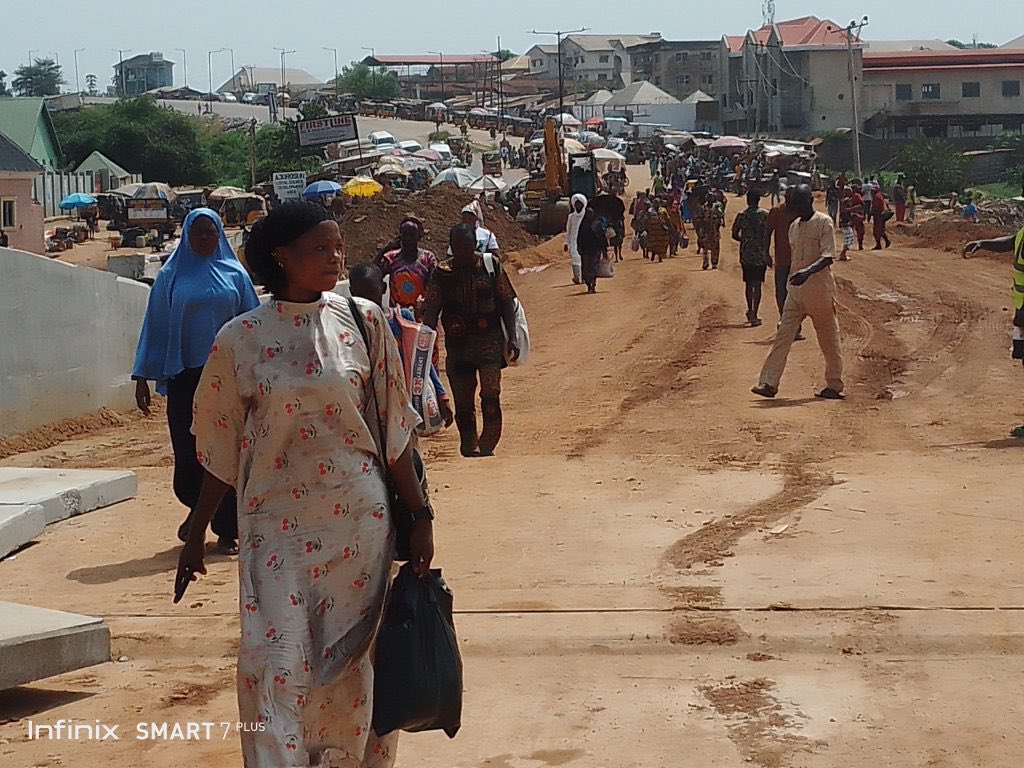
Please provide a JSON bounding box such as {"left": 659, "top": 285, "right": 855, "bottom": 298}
{"left": 1015, "top": 228, "right": 1024, "bottom": 311}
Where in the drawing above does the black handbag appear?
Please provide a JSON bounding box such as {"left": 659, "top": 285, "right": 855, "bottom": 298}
{"left": 347, "top": 298, "right": 426, "bottom": 562}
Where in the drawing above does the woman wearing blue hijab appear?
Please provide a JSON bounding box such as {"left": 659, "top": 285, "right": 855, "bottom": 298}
{"left": 132, "top": 209, "right": 259, "bottom": 553}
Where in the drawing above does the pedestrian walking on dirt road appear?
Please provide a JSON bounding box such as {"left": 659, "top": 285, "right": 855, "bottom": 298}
{"left": 965, "top": 225, "right": 1024, "bottom": 436}
{"left": 178, "top": 200, "right": 434, "bottom": 767}
{"left": 732, "top": 189, "right": 772, "bottom": 327}
{"left": 752, "top": 185, "right": 845, "bottom": 400}
{"left": 423, "top": 223, "right": 521, "bottom": 456}
{"left": 565, "top": 193, "right": 587, "bottom": 284}
{"left": 132, "top": 209, "right": 259, "bottom": 554}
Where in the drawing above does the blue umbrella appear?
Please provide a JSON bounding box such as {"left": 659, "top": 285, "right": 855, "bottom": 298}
{"left": 59, "top": 192, "right": 98, "bottom": 210}
{"left": 302, "top": 180, "right": 342, "bottom": 199}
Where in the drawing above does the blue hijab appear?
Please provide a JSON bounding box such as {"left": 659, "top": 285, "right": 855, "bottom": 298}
{"left": 132, "top": 209, "right": 259, "bottom": 393}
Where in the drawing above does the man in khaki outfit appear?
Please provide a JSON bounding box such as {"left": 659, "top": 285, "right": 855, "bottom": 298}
{"left": 752, "top": 185, "right": 844, "bottom": 400}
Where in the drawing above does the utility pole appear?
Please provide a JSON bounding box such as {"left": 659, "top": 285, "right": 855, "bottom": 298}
{"left": 274, "top": 48, "right": 296, "bottom": 117}
{"left": 530, "top": 27, "right": 589, "bottom": 123}
{"left": 175, "top": 48, "right": 187, "bottom": 89}
{"left": 249, "top": 118, "right": 257, "bottom": 189}
{"left": 74, "top": 48, "right": 85, "bottom": 93}
{"left": 361, "top": 47, "right": 376, "bottom": 96}
{"left": 845, "top": 17, "right": 869, "bottom": 178}
{"left": 113, "top": 49, "right": 131, "bottom": 97}
{"left": 208, "top": 48, "right": 225, "bottom": 110}
{"left": 497, "top": 35, "right": 505, "bottom": 121}
{"left": 323, "top": 47, "right": 339, "bottom": 97}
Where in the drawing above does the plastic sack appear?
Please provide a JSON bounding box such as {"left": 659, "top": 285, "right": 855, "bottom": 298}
{"left": 373, "top": 567, "right": 463, "bottom": 738}
{"left": 630, "top": 233, "right": 640, "bottom": 252}
{"left": 483, "top": 254, "right": 531, "bottom": 366}
{"left": 596, "top": 257, "right": 615, "bottom": 278}
{"left": 390, "top": 311, "right": 443, "bottom": 436}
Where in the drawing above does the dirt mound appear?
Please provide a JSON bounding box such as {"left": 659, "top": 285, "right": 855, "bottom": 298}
{"left": 0, "top": 408, "right": 136, "bottom": 460}
{"left": 900, "top": 215, "right": 1007, "bottom": 253}
{"left": 339, "top": 186, "right": 539, "bottom": 265}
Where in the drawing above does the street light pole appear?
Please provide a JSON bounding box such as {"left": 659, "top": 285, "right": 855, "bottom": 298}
{"left": 361, "top": 47, "right": 376, "bottom": 95}
{"left": 114, "top": 49, "right": 131, "bottom": 97}
{"left": 273, "top": 48, "right": 296, "bottom": 116}
{"left": 530, "top": 27, "right": 588, "bottom": 123}
{"left": 175, "top": 48, "right": 187, "bottom": 89}
{"left": 323, "top": 47, "right": 339, "bottom": 97}
{"left": 227, "top": 48, "right": 236, "bottom": 93}
{"left": 74, "top": 48, "right": 85, "bottom": 94}
{"left": 844, "top": 16, "right": 869, "bottom": 178}
{"left": 428, "top": 51, "right": 445, "bottom": 102}
{"left": 208, "top": 48, "right": 225, "bottom": 110}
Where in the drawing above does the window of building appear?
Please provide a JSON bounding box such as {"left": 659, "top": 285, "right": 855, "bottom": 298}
{"left": 704, "top": 75, "right": 714, "bottom": 86}
{"left": 532, "top": 59, "right": 542, "bottom": 68}
{"left": 676, "top": 74, "right": 691, "bottom": 85}
{"left": 1, "top": 199, "right": 15, "bottom": 229}
{"left": 701, "top": 52, "right": 713, "bottom": 61}
{"left": 922, "top": 83, "right": 941, "bottom": 100}
{"left": 598, "top": 73, "right": 608, "bottom": 81}
{"left": 962, "top": 82, "right": 981, "bottom": 98}
{"left": 1004, "top": 80, "right": 1022, "bottom": 97}
{"left": 721, "top": 94, "right": 728, "bottom": 108}
{"left": 654, "top": 54, "right": 660, "bottom": 63}
{"left": 599, "top": 55, "right": 609, "bottom": 63}
{"left": 676, "top": 52, "right": 689, "bottom": 63}
{"left": 895, "top": 84, "right": 913, "bottom": 101}
{"left": 654, "top": 76, "right": 662, "bottom": 86}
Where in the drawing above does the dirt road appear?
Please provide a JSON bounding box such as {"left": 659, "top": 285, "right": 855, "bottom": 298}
{"left": 2, "top": 185, "right": 1024, "bottom": 767}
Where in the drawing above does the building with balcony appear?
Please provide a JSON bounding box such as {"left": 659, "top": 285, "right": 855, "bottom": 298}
{"left": 113, "top": 52, "right": 174, "bottom": 97}
{"left": 630, "top": 40, "right": 721, "bottom": 100}
{"left": 861, "top": 49, "right": 1024, "bottom": 138}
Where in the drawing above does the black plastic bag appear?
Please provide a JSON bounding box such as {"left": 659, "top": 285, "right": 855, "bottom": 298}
{"left": 372, "top": 566, "right": 463, "bottom": 738}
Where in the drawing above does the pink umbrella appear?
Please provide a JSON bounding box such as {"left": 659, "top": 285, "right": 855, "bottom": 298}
{"left": 710, "top": 135, "right": 749, "bottom": 151}
{"left": 413, "top": 148, "right": 444, "bottom": 162}
{"left": 389, "top": 148, "right": 411, "bottom": 157}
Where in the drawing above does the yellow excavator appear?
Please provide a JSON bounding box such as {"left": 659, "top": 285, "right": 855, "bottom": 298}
{"left": 520, "top": 116, "right": 579, "bottom": 235}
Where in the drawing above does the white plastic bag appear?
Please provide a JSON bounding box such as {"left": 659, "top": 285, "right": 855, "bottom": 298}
{"left": 483, "top": 254, "right": 530, "bottom": 366}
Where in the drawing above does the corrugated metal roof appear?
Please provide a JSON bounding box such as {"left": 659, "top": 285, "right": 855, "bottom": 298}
{"left": 74, "top": 150, "right": 132, "bottom": 179}
{"left": 0, "top": 131, "right": 43, "bottom": 173}
{"left": 0, "top": 97, "right": 48, "bottom": 156}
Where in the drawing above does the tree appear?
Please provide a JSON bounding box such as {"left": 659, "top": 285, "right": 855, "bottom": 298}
{"left": 893, "top": 138, "right": 966, "bottom": 196}
{"left": 0, "top": 71, "right": 8, "bottom": 96}
{"left": 334, "top": 62, "right": 400, "bottom": 100}
{"left": 946, "top": 38, "right": 998, "bottom": 49}
{"left": 492, "top": 49, "right": 516, "bottom": 63}
{"left": 85, "top": 74, "right": 98, "bottom": 96}
{"left": 12, "top": 58, "right": 64, "bottom": 96}
{"left": 53, "top": 97, "right": 214, "bottom": 185}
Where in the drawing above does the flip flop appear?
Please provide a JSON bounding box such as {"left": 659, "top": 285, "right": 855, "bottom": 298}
{"left": 815, "top": 388, "right": 845, "bottom": 400}
{"left": 217, "top": 538, "right": 239, "bottom": 556}
{"left": 1010, "top": 426, "right": 1024, "bottom": 439}
{"left": 751, "top": 384, "right": 777, "bottom": 398}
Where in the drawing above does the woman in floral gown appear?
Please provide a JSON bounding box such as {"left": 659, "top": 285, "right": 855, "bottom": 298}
{"left": 175, "top": 201, "right": 435, "bottom": 768}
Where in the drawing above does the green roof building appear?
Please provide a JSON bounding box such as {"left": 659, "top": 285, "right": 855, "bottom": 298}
{"left": 0, "top": 97, "right": 62, "bottom": 170}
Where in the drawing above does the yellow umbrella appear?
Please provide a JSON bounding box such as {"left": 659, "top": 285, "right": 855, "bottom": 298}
{"left": 343, "top": 176, "right": 384, "bottom": 197}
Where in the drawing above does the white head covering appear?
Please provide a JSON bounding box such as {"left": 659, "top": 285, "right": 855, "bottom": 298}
{"left": 566, "top": 194, "right": 588, "bottom": 266}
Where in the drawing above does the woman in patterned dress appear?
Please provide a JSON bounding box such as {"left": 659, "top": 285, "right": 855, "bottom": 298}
{"left": 174, "top": 201, "right": 434, "bottom": 768}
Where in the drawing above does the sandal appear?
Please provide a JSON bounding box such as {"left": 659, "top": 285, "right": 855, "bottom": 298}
{"left": 815, "top": 388, "right": 845, "bottom": 400}
{"left": 751, "top": 384, "right": 777, "bottom": 398}
{"left": 1010, "top": 426, "right": 1024, "bottom": 439}
{"left": 217, "top": 537, "right": 239, "bottom": 556}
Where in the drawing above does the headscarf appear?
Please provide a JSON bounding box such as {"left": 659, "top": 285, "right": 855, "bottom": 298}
{"left": 566, "top": 193, "right": 588, "bottom": 265}
{"left": 132, "top": 208, "right": 259, "bottom": 393}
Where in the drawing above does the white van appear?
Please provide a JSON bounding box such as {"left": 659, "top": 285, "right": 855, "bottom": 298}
{"left": 398, "top": 140, "right": 423, "bottom": 153}
{"left": 367, "top": 131, "right": 398, "bottom": 151}
{"left": 428, "top": 143, "right": 454, "bottom": 167}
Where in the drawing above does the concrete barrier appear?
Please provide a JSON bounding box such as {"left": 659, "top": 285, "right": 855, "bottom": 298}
{"left": 0, "top": 247, "right": 149, "bottom": 438}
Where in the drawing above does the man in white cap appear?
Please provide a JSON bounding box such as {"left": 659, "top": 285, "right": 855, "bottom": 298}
{"left": 461, "top": 204, "right": 500, "bottom": 259}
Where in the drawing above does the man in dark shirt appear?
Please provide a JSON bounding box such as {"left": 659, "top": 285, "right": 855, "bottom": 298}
{"left": 765, "top": 188, "right": 804, "bottom": 340}
{"left": 422, "top": 224, "right": 520, "bottom": 457}
{"left": 0, "top": 229, "right": 9, "bottom": 248}
{"left": 732, "top": 190, "right": 771, "bottom": 327}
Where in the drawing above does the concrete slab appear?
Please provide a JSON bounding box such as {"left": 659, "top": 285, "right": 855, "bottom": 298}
{"left": 0, "top": 467, "right": 137, "bottom": 557}
{"left": 0, "top": 503, "right": 46, "bottom": 557}
{"left": 0, "top": 601, "right": 110, "bottom": 690}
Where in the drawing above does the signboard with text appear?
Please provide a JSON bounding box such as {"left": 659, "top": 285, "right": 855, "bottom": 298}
{"left": 272, "top": 171, "right": 307, "bottom": 202}
{"left": 297, "top": 114, "right": 359, "bottom": 147}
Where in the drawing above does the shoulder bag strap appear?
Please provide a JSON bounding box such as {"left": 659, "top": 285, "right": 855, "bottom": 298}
{"left": 347, "top": 298, "right": 388, "bottom": 460}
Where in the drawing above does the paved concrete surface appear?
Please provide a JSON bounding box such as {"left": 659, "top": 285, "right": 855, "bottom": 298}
{"left": 0, "top": 601, "right": 110, "bottom": 690}
{"left": 0, "top": 468, "right": 137, "bottom": 556}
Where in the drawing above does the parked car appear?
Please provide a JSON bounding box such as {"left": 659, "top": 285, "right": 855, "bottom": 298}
{"left": 428, "top": 143, "right": 454, "bottom": 168}
{"left": 218, "top": 92, "right": 238, "bottom": 103}
{"left": 242, "top": 92, "right": 259, "bottom": 104}
{"left": 367, "top": 131, "right": 398, "bottom": 151}
{"left": 398, "top": 140, "right": 424, "bottom": 153}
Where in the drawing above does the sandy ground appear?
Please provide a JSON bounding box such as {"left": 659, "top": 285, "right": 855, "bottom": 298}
{"left": 3, "top": 166, "right": 1024, "bottom": 767}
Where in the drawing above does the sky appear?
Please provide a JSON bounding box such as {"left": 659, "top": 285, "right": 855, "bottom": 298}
{"left": 1, "top": 1, "right": 1016, "bottom": 91}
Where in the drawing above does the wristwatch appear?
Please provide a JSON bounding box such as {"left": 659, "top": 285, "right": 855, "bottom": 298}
{"left": 410, "top": 504, "right": 434, "bottom": 522}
